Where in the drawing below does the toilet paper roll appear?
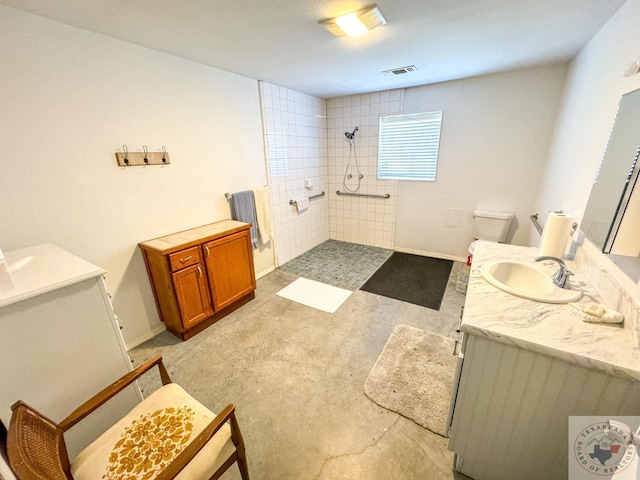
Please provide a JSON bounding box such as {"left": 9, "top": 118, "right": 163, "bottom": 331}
{"left": 538, "top": 212, "right": 575, "bottom": 257}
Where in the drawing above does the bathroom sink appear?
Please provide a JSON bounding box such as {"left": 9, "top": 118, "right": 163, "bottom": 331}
{"left": 480, "top": 260, "right": 582, "bottom": 304}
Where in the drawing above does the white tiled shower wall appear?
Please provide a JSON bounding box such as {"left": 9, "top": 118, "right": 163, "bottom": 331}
{"left": 260, "top": 84, "right": 406, "bottom": 264}
{"left": 327, "top": 90, "right": 404, "bottom": 249}
{"left": 259, "top": 82, "right": 329, "bottom": 266}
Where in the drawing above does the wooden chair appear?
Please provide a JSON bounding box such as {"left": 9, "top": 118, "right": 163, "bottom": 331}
{"left": 6, "top": 354, "right": 249, "bottom": 480}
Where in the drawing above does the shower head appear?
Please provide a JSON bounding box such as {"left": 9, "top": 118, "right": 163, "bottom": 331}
{"left": 344, "top": 126, "right": 359, "bottom": 140}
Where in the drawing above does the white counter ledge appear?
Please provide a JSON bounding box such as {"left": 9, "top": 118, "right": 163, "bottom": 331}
{"left": 0, "top": 243, "right": 105, "bottom": 308}
{"left": 462, "top": 240, "right": 640, "bottom": 381}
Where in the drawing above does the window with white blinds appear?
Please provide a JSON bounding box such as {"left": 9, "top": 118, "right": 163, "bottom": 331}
{"left": 377, "top": 111, "right": 443, "bottom": 181}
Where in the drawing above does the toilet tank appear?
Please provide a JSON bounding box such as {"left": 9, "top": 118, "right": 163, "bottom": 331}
{"left": 473, "top": 210, "right": 514, "bottom": 242}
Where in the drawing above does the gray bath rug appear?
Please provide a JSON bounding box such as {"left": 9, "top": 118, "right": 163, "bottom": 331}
{"left": 364, "top": 324, "right": 457, "bottom": 437}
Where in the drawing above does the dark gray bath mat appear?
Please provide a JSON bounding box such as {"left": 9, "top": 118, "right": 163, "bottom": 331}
{"left": 360, "top": 252, "right": 453, "bottom": 310}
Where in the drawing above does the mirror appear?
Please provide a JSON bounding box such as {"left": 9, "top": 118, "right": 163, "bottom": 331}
{"left": 581, "top": 87, "right": 640, "bottom": 257}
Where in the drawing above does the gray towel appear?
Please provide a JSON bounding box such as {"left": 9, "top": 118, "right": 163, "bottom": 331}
{"left": 230, "top": 190, "right": 258, "bottom": 249}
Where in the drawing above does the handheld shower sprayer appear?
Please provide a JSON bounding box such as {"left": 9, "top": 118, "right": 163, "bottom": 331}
{"left": 342, "top": 127, "right": 362, "bottom": 192}
{"left": 344, "top": 126, "right": 359, "bottom": 140}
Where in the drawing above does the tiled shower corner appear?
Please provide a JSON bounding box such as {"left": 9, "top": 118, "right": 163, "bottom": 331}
{"left": 279, "top": 239, "right": 393, "bottom": 290}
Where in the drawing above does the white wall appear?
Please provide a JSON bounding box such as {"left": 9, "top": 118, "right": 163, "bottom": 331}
{"left": 0, "top": 6, "right": 272, "bottom": 348}
{"left": 535, "top": 0, "right": 640, "bottom": 295}
{"left": 260, "top": 83, "right": 329, "bottom": 266}
{"left": 395, "top": 65, "right": 568, "bottom": 260}
{"left": 4, "top": 0, "right": 639, "bottom": 350}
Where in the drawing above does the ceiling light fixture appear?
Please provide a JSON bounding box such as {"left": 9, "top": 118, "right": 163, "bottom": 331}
{"left": 319, "top": 5, "right": 387, "bottom": 37}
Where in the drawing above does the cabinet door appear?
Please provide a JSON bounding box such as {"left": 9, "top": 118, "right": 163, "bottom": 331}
{"left": 203, "top": 230, "right": 256, "bottom": 311}
{"left": 172, "top": 264, "right": 214, "bottom": 329}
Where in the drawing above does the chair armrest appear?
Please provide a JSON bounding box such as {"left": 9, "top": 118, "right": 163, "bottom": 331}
{"left": 59, "top": 354, "right": 171, "bottom": 432}
{"left": 154, "top": 404, "right": 236, "bottom": 480}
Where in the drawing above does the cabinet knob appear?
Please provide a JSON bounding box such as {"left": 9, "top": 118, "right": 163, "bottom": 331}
{"left": 197, "top": 266, "right": 203, "bottom": 277}
{"left": 205, "top": 246, "right": 210, "bottom": 258}
{"left": 180, "top": 255, "right": 192, "bottom": 263}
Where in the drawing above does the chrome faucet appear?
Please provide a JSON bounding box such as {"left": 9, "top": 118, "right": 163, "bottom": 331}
{"left": 534, "top": 256, "right": 573, "bottom": 288}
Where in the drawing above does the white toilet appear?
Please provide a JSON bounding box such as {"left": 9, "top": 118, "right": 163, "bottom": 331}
{"left": 468, "top": 209, "right": 514, "bottom": 264}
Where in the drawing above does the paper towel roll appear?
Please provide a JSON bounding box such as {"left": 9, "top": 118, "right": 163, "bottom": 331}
{"left": 539, "top": 212, "right": 575, "bottom": 257}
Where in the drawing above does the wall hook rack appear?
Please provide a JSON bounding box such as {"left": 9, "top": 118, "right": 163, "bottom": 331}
{"left": 122, "top": 145, "right": 129, "bottom": 165}
{"left": 116, "top": 145, "right": 171, "bottom": 166}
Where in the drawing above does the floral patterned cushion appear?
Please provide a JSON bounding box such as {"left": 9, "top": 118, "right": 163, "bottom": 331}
{"left": 71, "top": 384, "right": 234, "bottom": 480}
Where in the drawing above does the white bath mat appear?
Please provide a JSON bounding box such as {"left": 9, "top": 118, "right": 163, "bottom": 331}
{"left": 276, "top": 278, "right": 352, "bottom": 313}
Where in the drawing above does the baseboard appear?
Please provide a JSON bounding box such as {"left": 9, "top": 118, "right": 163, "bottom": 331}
{"left": 125, "top": 323, "right": 167, "bottom": 351}
{"left": 126, "top": 265, "right": 275, "bottom": 351}
{"left": 394, "top": 246, "right": 466, "bottom": 263}
{"left": 256, "top": 265, "right": 276, "bottom": 280}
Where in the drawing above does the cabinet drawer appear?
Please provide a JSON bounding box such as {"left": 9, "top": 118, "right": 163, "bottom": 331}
{"left": 169, "top": 247, "right": 201, "bottom": 272}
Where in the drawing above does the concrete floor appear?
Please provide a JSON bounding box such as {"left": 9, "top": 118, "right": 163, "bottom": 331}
{"left": 129, "top": 263, "right": 471, "bottom": 480}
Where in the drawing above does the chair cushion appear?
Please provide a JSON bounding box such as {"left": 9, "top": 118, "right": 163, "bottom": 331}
{"left": 71, "top": 384, "right": 235, "bottom": 480}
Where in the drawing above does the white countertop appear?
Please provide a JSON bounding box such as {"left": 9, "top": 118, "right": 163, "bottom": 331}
{"left": 462, "top": 240, "right": 640, "bottom": 381}
{"left": 0, "top": 244, "right": 105, "bottom": 308}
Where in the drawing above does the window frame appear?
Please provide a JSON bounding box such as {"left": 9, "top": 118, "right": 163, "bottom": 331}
{"left": 377, "top": 111, "right": 443, "bottom": 182}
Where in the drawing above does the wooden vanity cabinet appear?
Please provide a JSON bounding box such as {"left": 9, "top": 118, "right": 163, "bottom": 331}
{"left": 139, "top": 220, "right": 256, "bottom": 340}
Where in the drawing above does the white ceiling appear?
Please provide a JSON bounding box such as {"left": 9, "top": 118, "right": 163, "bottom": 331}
{"left": 0, "top": 0, "right": 626, "bottom": 99}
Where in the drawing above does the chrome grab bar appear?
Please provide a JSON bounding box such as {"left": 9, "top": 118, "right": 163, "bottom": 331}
{"left": 289, "top": 191, "right": 325, "bottom": 205}
{"left": 530, "top": 213, "right": 543, "bottom": 235}
{"left": 336, "top": 190, "right": 390, "bottom": 199}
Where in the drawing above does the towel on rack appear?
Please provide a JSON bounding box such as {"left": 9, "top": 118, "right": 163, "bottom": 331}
{"left": 230, "top": 190, "right": 258, "bottom": 249}
{"left": 253, "top": 186, "right": 273, "bottom": 245}
{"left": 296, "top": 197, "right": 309, "bottom": 212}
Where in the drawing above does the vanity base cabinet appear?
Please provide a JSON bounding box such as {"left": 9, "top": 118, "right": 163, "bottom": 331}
{"left": 448, "top": 334, "right": 640, "bottom": 480}
{"left": 139, "top": 221, "right": 256, "bottom": 340}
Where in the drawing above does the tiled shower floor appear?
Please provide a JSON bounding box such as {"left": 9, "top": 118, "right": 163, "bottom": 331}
{"left": 278, "top": 240, "right": 393, "bottom": 290}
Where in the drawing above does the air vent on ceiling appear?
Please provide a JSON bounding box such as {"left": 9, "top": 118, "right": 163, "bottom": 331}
{"left": 382, "top": 65, "right": 418, "bottom": 76}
